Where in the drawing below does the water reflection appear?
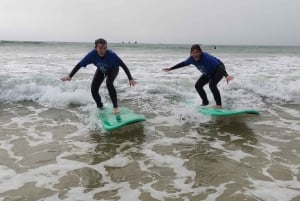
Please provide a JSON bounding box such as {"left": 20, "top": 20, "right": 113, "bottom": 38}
{"left": 88, "top": 124, "right": 145, "bottom": 165}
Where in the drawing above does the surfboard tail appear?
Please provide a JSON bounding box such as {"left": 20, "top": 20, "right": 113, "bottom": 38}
{"left": 98, "top": 107, "right": 146, "bottom": 131}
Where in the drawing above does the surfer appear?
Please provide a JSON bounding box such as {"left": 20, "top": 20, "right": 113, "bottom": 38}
{"left": 61, "top": 38, "right": 136, "bottom": 114}
{"left": 163, "top": 44, "right": 233, "bottom": 109}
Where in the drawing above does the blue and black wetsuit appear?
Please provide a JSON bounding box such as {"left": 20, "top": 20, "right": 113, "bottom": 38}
{"left": 171, "top": 52, "right": 229, "bottom": 106}
{"left": 69, "top": 49, "right": 133, "bottom": 108}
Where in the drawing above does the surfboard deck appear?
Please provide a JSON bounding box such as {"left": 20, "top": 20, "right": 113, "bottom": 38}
{"left": 198, "top": 107, "right": 259, "bottom": 116}
{"left": 98, "top": 107, "right": 146, "bottom": 131}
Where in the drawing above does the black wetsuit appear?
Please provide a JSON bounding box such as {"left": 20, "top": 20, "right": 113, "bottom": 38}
{"left": 171, "top": 53, "right": 229, "bottom": 106}
{"left": 195, "top": 64, "right": 228, "bottom": 106}
{"left": 69, "top": 49, "right": 133, "bottom": 108}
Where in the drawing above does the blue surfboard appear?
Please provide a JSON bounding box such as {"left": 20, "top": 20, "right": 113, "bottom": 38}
{"left": 198, "top": 107, "right": 259, "bottom": 116}
{"left": 98, "top": 107, "right": 146, "bottom": 131}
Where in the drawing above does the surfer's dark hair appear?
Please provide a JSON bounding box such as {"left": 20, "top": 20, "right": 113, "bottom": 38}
{"left": 190, "top": 44, "right": 202, "bottom": 53}
{"left": 95, "top": 38, "right": 107, "bottom": 48}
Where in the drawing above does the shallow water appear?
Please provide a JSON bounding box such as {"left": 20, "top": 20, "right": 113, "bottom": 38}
{"left": 0, "top": 41, "right": 300, "bottom": 201}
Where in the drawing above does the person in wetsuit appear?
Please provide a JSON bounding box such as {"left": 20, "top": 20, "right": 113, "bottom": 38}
{"left": 163, "top": 44, "right": 233, "bottom": 109}
{"left": 61, "top": 38, "right": 136, "bottom": 114}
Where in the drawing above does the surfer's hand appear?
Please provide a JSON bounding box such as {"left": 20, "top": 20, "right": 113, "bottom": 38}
{"left": 226, "top": 75, "right": 234, "bottom": 84}
{"left": 61, "top": 76, "right": 72, "bottom": 81}
{"left": 129, "top": 80, "right": 137, "bottom": 87}
{"left": 163, "top": 68, "right": 171, "bottom": 72}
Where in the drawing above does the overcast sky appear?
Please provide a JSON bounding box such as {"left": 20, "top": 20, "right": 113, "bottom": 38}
{"left": 1, "top": 0, "right": 300, "bottom": 45}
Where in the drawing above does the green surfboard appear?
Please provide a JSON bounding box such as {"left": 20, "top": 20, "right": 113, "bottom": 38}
{"left": 198, "top": 107, "right": 259, "bottom": 116}
{"left": 98, "top": 107, "right": 146, "bottom": 131}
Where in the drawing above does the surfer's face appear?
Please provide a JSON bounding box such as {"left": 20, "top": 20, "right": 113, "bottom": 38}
{"left": 191, "top": 49, "right": 201, "bottom": 61}
{"left": 96, "top": 44, "right": 107, "bottom": 57}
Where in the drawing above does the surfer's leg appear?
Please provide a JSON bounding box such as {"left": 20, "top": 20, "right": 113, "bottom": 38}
{"left": 106, "top": 67, "right": 119, "bottom": 112}
{"left": 91, "top": 69, "right": 105, "bottom": 108}
{"left": 195, "top": 75, "right": 210, "bottom": 105}
{"left": 209, "top": 67, "right": 224, "bottom": 106}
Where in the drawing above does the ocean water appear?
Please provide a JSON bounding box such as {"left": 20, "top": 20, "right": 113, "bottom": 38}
{"left": 0, "top": 41, "right": 300, "bottom": 201}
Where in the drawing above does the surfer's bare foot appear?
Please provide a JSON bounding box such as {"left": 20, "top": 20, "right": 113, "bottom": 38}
{"left": 214, "top": 105, "right": 222, "bottom": 109}
{"left": 113, "top": 108, "right": 119, "bottom": 114}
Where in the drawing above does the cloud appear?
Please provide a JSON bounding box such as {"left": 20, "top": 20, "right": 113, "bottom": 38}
{"left": 0, "top": 0, "right": 300, "bottom": 45}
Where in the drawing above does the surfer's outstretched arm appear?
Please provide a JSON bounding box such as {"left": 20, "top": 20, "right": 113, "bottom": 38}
{"left": 217, "top": 64, "right": 234, "bottom": 84}
{"left": 163, "top": 62, "right": 186, "bottom": 72}
{"left": 119, "top": 60, "right": 136, "bottom": 86}
{"left": 61, "top": 64, "right": 81, "bottom": 81}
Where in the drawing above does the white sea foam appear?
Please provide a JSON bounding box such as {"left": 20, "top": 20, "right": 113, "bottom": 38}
{"left": 103, "top": 154, "right": 132, "bottom": 168}
{"left": 245, "top": 177, "right": 300, "bottom": 201}
{"left": 1, "top": 42, "right": 300, "bottom": 200}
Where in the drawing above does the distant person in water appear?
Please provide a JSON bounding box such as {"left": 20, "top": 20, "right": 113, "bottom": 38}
{"left": 61, "top": 38, "right": 136, "bottom": 114}
{"left": 163, "top": 44, "right": 233, "bottom": 109}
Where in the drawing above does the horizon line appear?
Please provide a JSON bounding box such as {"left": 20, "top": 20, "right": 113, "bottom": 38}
{"left": 1, "top": 39, "right": 300, "bottom": 47}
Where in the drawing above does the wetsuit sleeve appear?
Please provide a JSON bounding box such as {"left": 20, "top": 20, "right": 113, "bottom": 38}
{"left": 218, "top": 64, "right": 229, "bottom": 77}
{"left": 170, "top": 56, "right": 192, "bottom": 70}
{"left": 170, "top": 62, "right": 186, "bottom": 70}
{"left": 69, "top": 50, "right": 94, "bottom": 78}
{"left": 69, "top": 63, "right": 82, "bottom": 78}
{"left": 119, "top": 60, "right": 133, "bottom": 80}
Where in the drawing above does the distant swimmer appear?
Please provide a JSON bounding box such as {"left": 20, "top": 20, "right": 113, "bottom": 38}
{"left": 163, "top": 44, "right": 233, "bottom": 109}
{"left": 61, "top": 38, "right": 136, "bottom": 114}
